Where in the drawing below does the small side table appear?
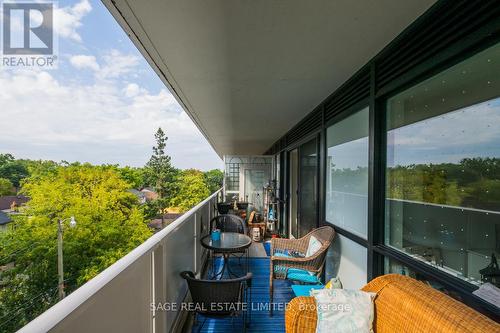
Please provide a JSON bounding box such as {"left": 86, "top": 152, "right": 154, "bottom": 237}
{"left": 200, "top": 232, "right": 252, "bottom": 279}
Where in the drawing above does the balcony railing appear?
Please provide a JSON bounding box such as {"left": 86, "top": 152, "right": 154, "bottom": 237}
{"left": 19, "top": 190, "right": 221, "bottom": 333}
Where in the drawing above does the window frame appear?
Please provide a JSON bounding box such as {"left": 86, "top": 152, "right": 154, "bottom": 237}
{"left": 373, "top": 42, "right": 500, "bottom": 318}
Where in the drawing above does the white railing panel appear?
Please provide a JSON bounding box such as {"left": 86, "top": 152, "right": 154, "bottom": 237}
{"left": 51, "top": 253, "right": 152, "bottom": 333}
{"left": 153, "top": 244, "right": 166, "bottom": 333}
{"left": 163, "top": 213, "right": 195, "bottom": 331}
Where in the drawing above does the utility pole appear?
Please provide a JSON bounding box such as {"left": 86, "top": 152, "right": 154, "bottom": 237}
{"left": 56, "top": 216, "right": 76, "bottom": 301}
{"left": 57, "top": 219, "right": 65, "bottom": 300}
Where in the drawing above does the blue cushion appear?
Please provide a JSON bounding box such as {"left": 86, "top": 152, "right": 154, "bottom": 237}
{"left": 274, "top": 252, "right": 292, "bottom": 258}
{"left": 291, "top": 285, "right": 324, "bottom": 297}
{"left": 274, "top": 250, "right": 306, "bottom": 258}
{"left": 287, "top": 270, "right": 321, "bottom": 283}
{"left": 274, "top": 265, "right": 320, "bottom": 283}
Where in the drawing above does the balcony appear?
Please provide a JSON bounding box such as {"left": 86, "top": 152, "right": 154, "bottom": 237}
{"left": 18, "top": 190, "right": 294, "bottom": 333}
{"left": 11, "top": 1, "right": 500, "bottom": 331}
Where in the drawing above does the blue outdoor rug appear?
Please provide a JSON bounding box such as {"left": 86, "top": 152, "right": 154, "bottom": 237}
{"left": 263, "top": 241, "right": 271, "bottom": 257}
{"left": 192, "top": 257, "right": 294, "bottom": 333}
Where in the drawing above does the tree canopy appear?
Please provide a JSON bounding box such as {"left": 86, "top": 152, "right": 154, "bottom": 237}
{"left": 0, "top": 154, "right": 29, "bottom": 188}
{"left": 144, "top": 128, "right": 178, "bottom": 201}
{"left": 170, "top": 169, "right": 210, "bottom": 212}
{"left": 0, "top": 130, "right": 222, "bottom": 332}
{"left": 204, "top": 169, "right": 224, "bottom": 193}
{"left": 0, "top": 178, "right": 14, "bottom": 196}
{"left": 0, "top": 164, "right": 152, "bottom": 332}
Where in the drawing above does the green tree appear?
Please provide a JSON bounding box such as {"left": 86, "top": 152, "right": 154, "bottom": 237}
{"left": 0, "top": 164, "right": 152, "bottom": 332}
{"left": 142, "top": 199, "right": 164, "bottom": 219}
{"left": 0, "top": 153, "right": 14, "bottom": 166}
{"left": 0, "top": 154, "right": 29, "bottom": 188}
{"left": 387, "top": 164, "right": 464, "bottom": 206}
{"left": 464, "top": 179, "right": 500, "bottom": 211}
{"left": 144, "top": 128, "right": 178, "bottom": 209}
{"left": 170, "top": 169, "right": 210, "bottom": 212}
{"left": 111, "top": 165, "right": 145, "bottom": 189}
{"left": 0, "top": 178, "right": 14, "bottom": 195}
{"left": 24, "top": 159, "right": 60, "bottom": 180}
{"left": 204, "top": 169, "right": 223, "bottom": 193}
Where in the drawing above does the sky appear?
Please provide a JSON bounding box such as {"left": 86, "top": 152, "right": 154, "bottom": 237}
{"left": 0, "top": 0, "right": 223, "bottom": 170}
{"left": 326, "top": 97, "right": 500, "bottom": 170}
{"left": 387, "top": 98, "right": 500, "bottom": 167}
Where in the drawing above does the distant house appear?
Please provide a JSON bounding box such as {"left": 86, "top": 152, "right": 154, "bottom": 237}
{"left": 0, "top": 211, "right": 12, "bottom": 231}
{"left": 141, "top": 187, "right": 159, "bottom": 201}
{"left": 148, "top": 213, "right": 183, "bottom": 232}
{"left": 0, "top": 195, "right": 29, "bottom": 213}
{"left": 128, "top": 189, "right": 147, "bottom": 204}
{"left": 128, "top": 188, "right": 159, "bottom": 204}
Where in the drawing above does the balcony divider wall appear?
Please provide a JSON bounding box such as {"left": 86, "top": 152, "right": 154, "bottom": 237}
{"left": 265, "top": 0, "right": 500, "bottom": 320}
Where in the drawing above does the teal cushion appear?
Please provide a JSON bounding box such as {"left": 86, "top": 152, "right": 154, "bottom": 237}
{"left": 274, "top": 265, "right": 320, "bottom": 283}
{"left": 274, "top": 252, "right": 292, "bottom": 258}
{"left": 291, "top": 285, "right": 324, "bottom": 297}
{"left": 287, "top": 270, "right": 321, "bottom": 283}
{"left": 274, "top": 250, "right": 306, "bottom": 258}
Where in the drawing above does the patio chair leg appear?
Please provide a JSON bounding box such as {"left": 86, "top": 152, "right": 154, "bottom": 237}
{"left": 196, "top": 316, "right": 207, "bottom": 333}
{"left": 269, "top": 278, "right": 274, "bottom": 316}
{"left": 248, "top": 279, "right": 252, "bottom": 325}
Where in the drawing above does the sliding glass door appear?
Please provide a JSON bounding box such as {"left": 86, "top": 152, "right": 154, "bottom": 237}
{"left": 288, "top": 149, "right": 299, "bottom": 238}
{"left": 299, "top": 139, "right": 318, "bottom": 237}
{"left": 288, "top": 138, "right": 319, "bottom": 238}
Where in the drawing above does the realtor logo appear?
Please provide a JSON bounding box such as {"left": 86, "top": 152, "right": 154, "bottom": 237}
{"left": 1, "top": 1, "right": 58, "bottom": 68}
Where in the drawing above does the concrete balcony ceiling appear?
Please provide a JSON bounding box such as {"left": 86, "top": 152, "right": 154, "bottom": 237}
{"left": 103, "top": 0, "right": 436, "bottom": 157}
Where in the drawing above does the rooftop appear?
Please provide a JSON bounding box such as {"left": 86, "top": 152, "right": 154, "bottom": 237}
{"left": 0, "top": 211, "right": 12, "bottom": 225}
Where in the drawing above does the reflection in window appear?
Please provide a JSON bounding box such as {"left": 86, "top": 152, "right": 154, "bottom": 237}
{"left": 385, "top": 42, "right": 500, "bottom": 287}
{"left": 326, "top": 107, "right": 369, "bottom": 238}
{"left": 384, "top": 257, "right": 463, "bottom": 301}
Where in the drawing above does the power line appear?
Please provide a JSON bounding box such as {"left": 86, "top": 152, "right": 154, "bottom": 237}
{"left": 0, "top": 286, "right": 58, "bottom": 329}
{"left": 0, "top": 241, "right": 45, "bottom": 265}
{"left": 0, "top": 270, "right": 81, "bottom": 319}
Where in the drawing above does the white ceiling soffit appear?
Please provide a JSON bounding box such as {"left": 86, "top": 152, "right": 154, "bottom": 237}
{"left": 102, "top": 0, "right": 436, "bottom": 157}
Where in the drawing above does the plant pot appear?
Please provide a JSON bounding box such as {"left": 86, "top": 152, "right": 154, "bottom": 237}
{"left": 217, "top": 202, "right": 231, "bottom": 214}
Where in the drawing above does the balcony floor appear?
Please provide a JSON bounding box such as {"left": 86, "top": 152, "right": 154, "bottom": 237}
{"left": 191, "top": 255, "right": 294, "bottom": 333}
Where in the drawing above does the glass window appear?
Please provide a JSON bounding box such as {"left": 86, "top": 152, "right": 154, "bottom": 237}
{"left": 226, "top": 163, "right": 240, "bottom": 191}
{"left": 384, "top": 257, "right": 463, "bottom": 301}
{"left": 325, "top": 234, "right": 367, "bottom": 289}
{"left": 385, "top": 42, "right": 500, "bottom": 287}
{"left": 326, "top": 107, "right": 369, "bottom": 238}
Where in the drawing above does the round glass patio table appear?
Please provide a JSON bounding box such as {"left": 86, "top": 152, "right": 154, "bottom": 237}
{"left": 201, "top": 232, "right": 252, "bottom": 279}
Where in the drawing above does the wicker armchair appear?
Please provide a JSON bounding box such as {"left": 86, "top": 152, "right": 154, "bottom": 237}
{"left": 181, "top": 271, "right": 253, "bottom": 332}
{"left": 269, "top": 226, "right": 335, "bottom": 313}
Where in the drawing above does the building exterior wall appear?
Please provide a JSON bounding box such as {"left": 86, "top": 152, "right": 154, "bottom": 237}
{"left": 267, "top": 2, "right": 500, "bottom": 319}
